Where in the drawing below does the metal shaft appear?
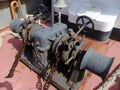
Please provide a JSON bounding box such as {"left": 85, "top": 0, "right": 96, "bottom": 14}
{"left": 51, "top": 0, "right": 55, "bottom": 26}
{"left": 74, "top": 25, "right": 85, "bottom": 38}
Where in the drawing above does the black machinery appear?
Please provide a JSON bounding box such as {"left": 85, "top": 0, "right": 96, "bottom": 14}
{"left": 6, "top": 4, "right": 114, "bottom": 90}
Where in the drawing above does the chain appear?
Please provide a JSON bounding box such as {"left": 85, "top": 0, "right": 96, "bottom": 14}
{"left": 5, "top": 42, "right": 27, "bottom": 78}
{"left": 5, "top": 26, "right": 30, "bottom": 78}
{"left": 43, "top": 52, "right": 60, "bottom": 90}
{"left": 97, "top": 66, "right": 120, "bottom": 90}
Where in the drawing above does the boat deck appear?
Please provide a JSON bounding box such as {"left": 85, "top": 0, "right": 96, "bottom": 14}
{"left": 0, "top": 26, "right": 120, "bottom": 90}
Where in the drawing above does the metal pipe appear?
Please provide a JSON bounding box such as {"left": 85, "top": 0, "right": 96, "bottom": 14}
{"left": 51, "top": 0, "right": 54, "bottom": 26}
{"left": 10, "top": 1, "right": 19, "bottom": 19}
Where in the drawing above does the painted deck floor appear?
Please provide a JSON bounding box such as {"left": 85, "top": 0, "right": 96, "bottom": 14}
{"left": 0, "top": 26, "right": 120, "bottom": 90}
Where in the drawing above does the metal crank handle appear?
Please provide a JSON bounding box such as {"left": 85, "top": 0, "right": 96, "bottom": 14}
{"left": 73, "top": 25, "right": 85, "bottom": 38}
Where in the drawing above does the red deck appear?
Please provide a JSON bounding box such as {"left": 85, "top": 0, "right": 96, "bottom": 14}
{"left": 0, "top": 27, "right": 120, "bottom": 90}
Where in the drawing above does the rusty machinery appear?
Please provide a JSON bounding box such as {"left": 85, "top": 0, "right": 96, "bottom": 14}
{"left": 6, "top": 6, "right": 114, "bottom": 90}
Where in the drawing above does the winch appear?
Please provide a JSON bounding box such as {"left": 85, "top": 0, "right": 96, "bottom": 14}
{"left": 6, "top": 12, "right": 114, "bottom": 90}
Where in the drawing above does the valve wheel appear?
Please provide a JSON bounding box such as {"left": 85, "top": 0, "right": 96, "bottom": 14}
{"left": 34, "top": 4, "right": 49, "bottom": 22}
{"left": 39, "top": 4, "right": 49, "bottom": 18}
{"left": 76, "top": 15, "right": 94, "bottom": 33}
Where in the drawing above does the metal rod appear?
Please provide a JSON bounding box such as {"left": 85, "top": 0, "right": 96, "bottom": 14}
{"left": 65, "top": 56, "right": 74, "bottom": 65}
{"left": 51, "top": 0, "right": 54, "bottom": 26}
{"left": 58, "top": 8, "right": 62, "bottom": 23}
{"left": 74, "top": 25, "right": 85, "bottom": 38}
